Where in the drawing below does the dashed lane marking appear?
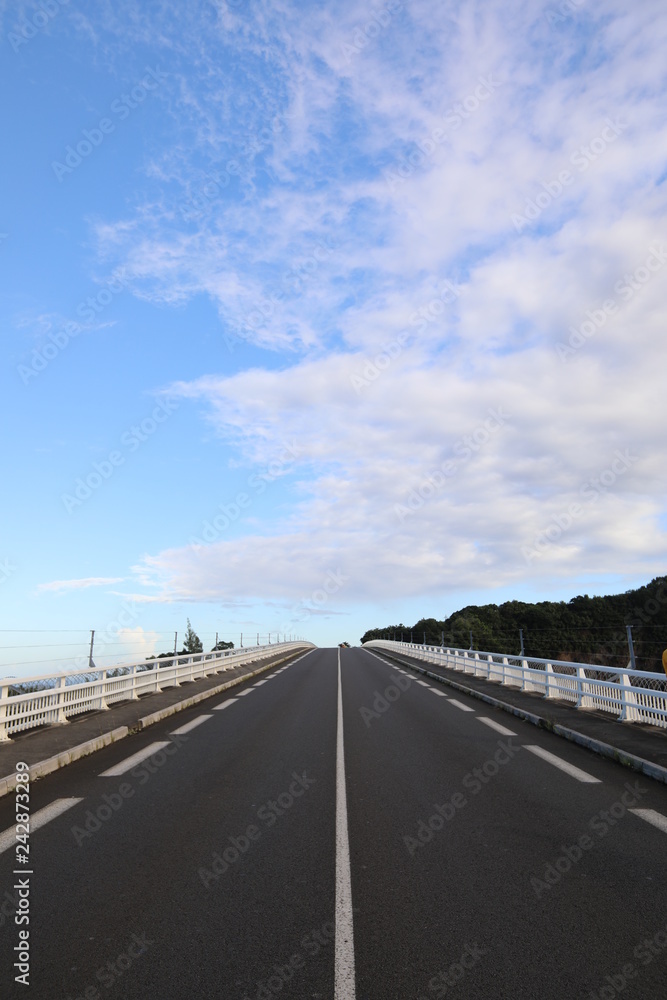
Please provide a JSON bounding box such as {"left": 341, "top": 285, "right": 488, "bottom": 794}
{"left": 524, "top": 745, "right": 601, "bottom": 784}
{"left": 170, "top": 715, "right": 213, "bottom": 736}
{"left": 477, "top": 717, "right": 517, "bottom": 737}
{"left": 0, "top": 798, "right": 84, "bottom": 856}
{"left": 99, "top": 742, "right": 171, "bottom": 778}
{"left": 630, "top": 809, "right": 667, "bottom": 834}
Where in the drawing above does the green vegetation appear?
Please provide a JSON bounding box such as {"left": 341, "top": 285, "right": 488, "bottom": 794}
{"left": 360, "top": 576, "right": 667, "bottom": 671}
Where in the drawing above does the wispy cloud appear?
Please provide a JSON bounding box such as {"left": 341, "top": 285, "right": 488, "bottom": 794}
{"left": 10, "top": 0, "right": 667, "bottom": 631}
{"left": 37, "top": 577, "right": 126, "bottom": 594}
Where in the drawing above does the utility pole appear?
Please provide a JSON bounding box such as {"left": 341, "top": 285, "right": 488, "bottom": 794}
{"left": 88, "top": 630, "right": 96, "bottom": 669}
{"left": 174, "top": 632, "right": 178, "bottom": 660}
{"left": 626, "top": 625, "right": 636, "bottom": 670}
{"left": 215, "top": 631, "right": 218, "bottom": 649}
{"left": 469, "top": 631, "right": 473, "bottom": 650}
{"left": 240, "top": 633, "right": 243, "bottom": 648}
{"left": 519, "top": 628, "right": 525, "bottom": 657}
{"left": 441, "top": 630, "right": 444, "bottom": 647}
{"left": 423, "top": 630, "right": 426, "bottom": 645}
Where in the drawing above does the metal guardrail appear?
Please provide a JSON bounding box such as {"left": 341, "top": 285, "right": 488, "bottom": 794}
{"left": 0, "top": 642, "right": 314, "bottom": 742}
{"left": 364, "top": 640, "right": 667, "bottom": 729}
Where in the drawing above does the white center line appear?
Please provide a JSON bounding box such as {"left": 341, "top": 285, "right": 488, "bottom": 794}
{"left": 630, "top": 809, "right": 667, "bottom": 834}
{"left": 213, "top": 698, "right": 238, "bottom": 710}
{"left": 477, "top": 717, "right": 517, "bottom": 737}
{"left": 416, "top": 680, "right": 431, "bottom": 687}
{"left": 524, "top": 745, "right": 601, "bottom": 783}
{"left": 448, "top": 699, "right": 475, "bottom": 713}
{"left": 253, "top": 679, "right": 269, "bottom": 686}
{"left": 335, "top": 646, "right": 356, "bottom": 1000}
{"left": 99, "top": 742, "right": 171, "bottom": 777}
{"left": 429, "top": 689, "right": 448, "bottom": 697}
{"left": 236, "top": 689, "right": 253, "bottom": 696}
{"left": 170, "top": 715, "right": 213, "bottom": 736}
{"left": 0, "top": 798, "right": 84, "bottom": 856}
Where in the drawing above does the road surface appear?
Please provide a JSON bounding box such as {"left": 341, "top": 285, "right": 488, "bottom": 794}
{"left": 1, "top": 646, "right": 667, "bottom": 998}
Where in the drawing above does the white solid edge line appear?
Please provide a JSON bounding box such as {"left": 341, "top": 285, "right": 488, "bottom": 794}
{"left": 335, "top": 647, "right": 356, "bottom": 1000}
{"left": 213, "top": 698, "right": 238, "bottom": 710}
{"left": 448, "top": 699, "right": 475, "bottom": 713}
{"left": 524, "top": 745, "right": 601, "bottom": 783}
{"left": 99, "top": 741, "right": 172, "bottom": 777}
{"left": 0, "top": 797, "right": 84, "bottom": 856}
{"left": 170, "top": 715, "right": 213, "bottom": 736}
{"left": 477, "top": 716, "right": 517, "bottom": 737}
{"left": 630, "top": 809, "right": 667, "bottom": 834}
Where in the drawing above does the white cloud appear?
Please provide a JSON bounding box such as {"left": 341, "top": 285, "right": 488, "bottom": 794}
{"left": 37, "top": 577, "right": 125, "bottom": 594}
{"left": 83, "top": 0, "right": 667, "bottom": 609}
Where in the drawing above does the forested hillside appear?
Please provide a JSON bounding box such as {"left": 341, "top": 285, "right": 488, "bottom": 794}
{"left": 360, "top": 577, "right": 667, "bottom": 672}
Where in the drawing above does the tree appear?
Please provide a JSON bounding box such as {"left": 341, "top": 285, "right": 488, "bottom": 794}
{"left": 359, "top": 576, "right": 667, "bottom": 671}
{"left": 212, "top": 640, "right": 234, "bottom": 651}
{"left": 183, "top": 618, "right": 203, "bottom": 653}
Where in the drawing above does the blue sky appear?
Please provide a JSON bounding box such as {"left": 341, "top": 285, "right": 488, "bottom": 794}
{"left": 2, "top": 0, "right": 667, "bottom": 675}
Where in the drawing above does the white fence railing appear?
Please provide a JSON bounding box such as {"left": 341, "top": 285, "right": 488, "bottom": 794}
{"left": 0, "top": 642, "right": 314, "bottom": 742}
{"left": 364, "top": 641, "right": 667, "bottom": 729}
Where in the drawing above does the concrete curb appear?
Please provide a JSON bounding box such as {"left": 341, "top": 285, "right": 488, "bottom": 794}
{"left": 0, "top": 648, "right": 305, "bottom": 799}
{"left": 376, "top": 648, "right": 667, "bottom": 787}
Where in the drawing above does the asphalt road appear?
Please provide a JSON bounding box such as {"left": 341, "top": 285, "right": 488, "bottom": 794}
{"left": 1, "top": 646, "right": 667, "bottom": 999}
